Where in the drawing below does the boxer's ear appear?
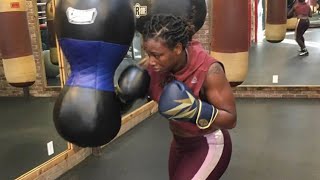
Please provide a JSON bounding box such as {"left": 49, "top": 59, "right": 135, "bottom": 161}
{"left": 174, "top": 43, "right": 183, "bottom": 55}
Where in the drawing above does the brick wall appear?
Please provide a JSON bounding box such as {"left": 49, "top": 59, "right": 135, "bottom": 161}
{"left": 193, "top": 0, "right": 211, "bottom": 52}
{"left": 0, "top": 0, "right": 60, "bottom": 97}
{"left": 193, "top": 18, "right": 211, "bottom": 52}
{"left": 233, "top": 86, "right": 320, "bottom": 99}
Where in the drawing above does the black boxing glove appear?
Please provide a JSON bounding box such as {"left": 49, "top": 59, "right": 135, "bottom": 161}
{"left": 115, "top": 65, "right": 150, "bottom": 113}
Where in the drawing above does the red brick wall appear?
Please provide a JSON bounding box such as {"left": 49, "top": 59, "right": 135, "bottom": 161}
{"left": 233, "top": 86, "right": 320, "bottom": 98}
{"left": 193, "top": 0, "right": 211, "bottom": 52}
{"left": 0, "top": 0, "right": 60, "bottom": 97}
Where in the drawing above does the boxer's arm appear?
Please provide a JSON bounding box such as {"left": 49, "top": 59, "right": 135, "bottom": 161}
{"left": 287, "top": 6, "right": 295, "bottom": 18}
{"left": 202, "top": 62, "right": 237, "bottom": 131}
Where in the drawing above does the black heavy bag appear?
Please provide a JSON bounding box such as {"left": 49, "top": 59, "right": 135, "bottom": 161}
{"left": 132, "top": 0, "right": 207, "bottom": 35}
{"left": 53, "top": 0, "right": 135, "bottom": 147}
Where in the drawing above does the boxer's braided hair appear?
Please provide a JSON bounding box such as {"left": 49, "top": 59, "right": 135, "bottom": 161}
{"left": 142, "top": 14, "right": 195, "bottom": 87}
{"left": 142, "top": 14, "right": 195, "bottom": 50}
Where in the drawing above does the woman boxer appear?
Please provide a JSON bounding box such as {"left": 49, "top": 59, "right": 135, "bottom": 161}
{"left": 140, "top": 14, "right": 237, "bottom": 180}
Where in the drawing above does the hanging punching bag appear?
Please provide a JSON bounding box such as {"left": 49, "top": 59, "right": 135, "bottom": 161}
{"left": 211, "top": 0, "right": 249, "bottom": 87}
{"left": 0, "top": 0, "right": 36, "bottom": 87}
{"left": 46, "top": 0, "right": 58, "bottom": 65}
{"left": 132, "top": 0, "right": 207, "bottom": 35}
{"left": 265, "top": 0, "right": 287, "bottom": 42}
{"left": 53, "top": 0, "right": 135, "bottom": 147}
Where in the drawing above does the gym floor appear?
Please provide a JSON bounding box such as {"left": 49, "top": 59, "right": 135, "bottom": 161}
{"left": 242, "top": 27, "right": 320, "bottom": 85}
{"left": 0, "top": 97, "right": 67, "bottom": 180}
{"left": 58, "top": 98, "right": 320, "bottom": 180}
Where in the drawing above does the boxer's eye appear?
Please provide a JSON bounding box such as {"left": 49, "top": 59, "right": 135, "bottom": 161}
{"left": 154, "top": 55, "right": 161, "bottom": 59}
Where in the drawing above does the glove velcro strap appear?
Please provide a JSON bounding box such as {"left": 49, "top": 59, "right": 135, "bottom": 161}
{"left": 195, "top": 100, "right": 219, "bottom": 129}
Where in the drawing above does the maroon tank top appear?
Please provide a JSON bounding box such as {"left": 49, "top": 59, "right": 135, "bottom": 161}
{"left": 147, "top": 40, "right": 221, "bottom": 136}
{"left": 294, "top": 2, "right": 311, "bottom": 17}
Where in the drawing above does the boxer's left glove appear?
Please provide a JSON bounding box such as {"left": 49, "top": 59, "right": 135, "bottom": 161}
{"left": 115, "top": 65, "right": 150, "bottom": 113}
{"left": 159, "top": 80, "right": 218, "bottom": 129}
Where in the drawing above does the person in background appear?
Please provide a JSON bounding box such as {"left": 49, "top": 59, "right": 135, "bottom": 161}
{"left": 288, "top": 0, "right": 313, "bottom": 56}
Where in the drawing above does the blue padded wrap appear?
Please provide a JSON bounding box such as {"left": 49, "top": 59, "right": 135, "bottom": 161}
{"left": 59, "top": 38, "right": 129, "bottom": 91}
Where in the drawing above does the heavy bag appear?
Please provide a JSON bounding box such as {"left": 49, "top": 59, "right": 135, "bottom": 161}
{"left": 0, "top": 0, "right": 36, "bottom": 87}
{"left": 265, "top": 0, "right": 287, "bottom": 42}
{"left": 211, "top": 0, "right": 249, "bottom": 87}
{"left": 53, "top": 0, "right": 135, "bottom": 147}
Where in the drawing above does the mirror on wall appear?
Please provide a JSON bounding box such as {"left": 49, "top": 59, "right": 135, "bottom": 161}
{"left": 240, "top": 0, "right": 320, "bottom": 86}
{"left": 0, "top": 1, "right": 69, "bottom": 179}
{"left": 38, "top": 0, "right": 61, "bottom": 87}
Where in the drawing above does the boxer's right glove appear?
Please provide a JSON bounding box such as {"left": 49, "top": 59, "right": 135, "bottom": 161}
{"left": 159, "top": 80, "right": 219, "bottom": 129}
{"left": 115, "top": 65, "right": 150, "bottom": 113}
